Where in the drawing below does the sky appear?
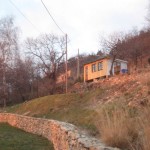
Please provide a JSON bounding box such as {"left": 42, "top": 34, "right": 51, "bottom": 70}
{"left": 0, "top": 0, "right": 149, "bottom": 57}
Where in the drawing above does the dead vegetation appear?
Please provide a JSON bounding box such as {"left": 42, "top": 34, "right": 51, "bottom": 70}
{"left": 70, "top": 69, "right": 150, "bottom": 149}
{"left": 96, "top": 104, "right": 150, "bottom": 150}
{"left": 96, "top": 107, "right": 139, "bottom": 149}
{"left": 80, "top": 68, "right": 150, "bottom": 108}
{"left": 93, "top": 69, "right": 150, "bottom": 149}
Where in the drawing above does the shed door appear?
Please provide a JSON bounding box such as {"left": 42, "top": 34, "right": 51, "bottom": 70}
{"left": 85, "top": 66, "right": 88, "bottom": 81}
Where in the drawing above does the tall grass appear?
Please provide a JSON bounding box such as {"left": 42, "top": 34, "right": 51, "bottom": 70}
{"left": 138, "top": 108, "right": 150, "bottom": 150}
{"left": 96, "top": 105, "right": 150, "bottom": 150}
{"left": 96, "top": 107, "right": 139, "bottom": 149}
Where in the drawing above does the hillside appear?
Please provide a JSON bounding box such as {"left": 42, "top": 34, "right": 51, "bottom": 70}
{"left": 3, "top": 68, "right": 150, "bottom": 149}
{"left": 5, "top": 90, "right": 100, "bottom": 135}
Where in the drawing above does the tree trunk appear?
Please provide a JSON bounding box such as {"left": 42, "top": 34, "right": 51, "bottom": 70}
{"left": 110, "top": 55, "right": 116, "bottom": 76}
{"left": 2, "top": 63, "right": 7, "bottom": 107}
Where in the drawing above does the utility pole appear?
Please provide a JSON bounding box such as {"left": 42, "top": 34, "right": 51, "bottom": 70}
{"left": 77, "top": 48, "right": 80, "bottom": 78}
{"left": 65, "top": 34, "right": 68, "bottom": 93}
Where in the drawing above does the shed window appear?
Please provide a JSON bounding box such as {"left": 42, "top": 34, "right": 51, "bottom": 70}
{"left": 98, "top": 62, "right": 103, "bottom": 71}
{"left": 91, "top": 64, "right": 96, "bottom": 72}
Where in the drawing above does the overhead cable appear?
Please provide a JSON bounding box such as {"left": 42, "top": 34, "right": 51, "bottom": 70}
{"left": 41, "top": 0, "right": 65, "bottom": 35}
{"left": 8, "top": 0, "right": 41, "bottom": 33}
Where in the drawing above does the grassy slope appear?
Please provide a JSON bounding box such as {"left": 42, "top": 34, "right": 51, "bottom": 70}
{"left": 6, "top": 89, "right": 103, "bottom": 135}
{"left": 0, "top": 123, "right": 54, "bottom": 150}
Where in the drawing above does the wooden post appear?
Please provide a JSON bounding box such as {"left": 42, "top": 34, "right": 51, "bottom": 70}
{"left": 77, "top": 49, "right": 80, "bottom": 78}
{"left": 65, "top": 34, "right": 68, "bottom": 94}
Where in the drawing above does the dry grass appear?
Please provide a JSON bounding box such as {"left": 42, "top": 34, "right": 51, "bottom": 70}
{"left": 138, "top": 108, "right": 150, "bottom": 150}
{"left": 137, "top": 71, "right": 150, "bottom": 94}
{"left": 96, "top": 104, "right": 150, "bottom": 150}
{"left": 96, "top": 107, "right": 139, "bottom": 149}
{"left": 95, "top": 71, "right": 150, "bottom": 149}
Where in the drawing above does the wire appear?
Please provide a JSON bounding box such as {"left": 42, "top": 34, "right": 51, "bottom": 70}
{"left": 8, "top": 0, "right": 76, "bottom": 55}
{"left": 41, "top": 0, "right": 65, "bottom": 35}
{"left": 40, "top": 0, "right": 75, "bottom": 51}
{"left": 8, "top": 0, "right": 41, "bottom": 33}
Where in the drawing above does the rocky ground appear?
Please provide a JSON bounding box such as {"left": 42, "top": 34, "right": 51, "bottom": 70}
{"left": 71, "top": 68, "right": 150, "bottom": 108}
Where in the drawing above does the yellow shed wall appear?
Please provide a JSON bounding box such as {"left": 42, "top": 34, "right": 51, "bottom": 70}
{"left": 84, "top": 59, "right": 108, "bottom": 82}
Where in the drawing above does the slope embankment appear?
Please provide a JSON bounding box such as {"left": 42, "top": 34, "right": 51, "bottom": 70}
{"left": 0, "top": 113, "right": 117, "bottom": 150}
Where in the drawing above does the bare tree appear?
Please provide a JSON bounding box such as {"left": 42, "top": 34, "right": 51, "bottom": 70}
{"left": 0, "top": 16, "right": 18, "bottom": 107}
{"left": 100, "top": 32, "right": 125, "bottom": 75}
{"left": 100, "top": 28, "right": 150, "bottom": 72}
{"left": 146, "top": 1, "right": 150, "bottom": 27}
{"left": 11, "top": 57, "right": 36, "bottom": 102}
{"left": 25, "top": 34, "right": 65, "bottom": 94}
{"left": 121, "top": 29, "right": 150, "bottom": 70}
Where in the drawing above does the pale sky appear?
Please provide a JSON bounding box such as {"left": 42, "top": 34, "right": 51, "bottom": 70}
{"left": 0, "top": 0, "right": 149, "bottom": 57}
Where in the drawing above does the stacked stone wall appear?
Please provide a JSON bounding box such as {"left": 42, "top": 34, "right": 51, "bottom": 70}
{"left": 0, "top": 113, "right": 118, "bottom": 150}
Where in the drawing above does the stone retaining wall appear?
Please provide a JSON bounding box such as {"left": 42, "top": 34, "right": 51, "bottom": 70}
{"left": 0, "top": 113, "right": 117, "bottom": 150}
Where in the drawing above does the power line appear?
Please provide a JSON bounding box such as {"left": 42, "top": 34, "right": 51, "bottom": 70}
{"left": 41, "top": 0, "right": 65, "bottom": 35}
{"left": 8, "top": 0, "right": 41, "bottom": 33}
{"left": 40, "top": 0, "right": 74, "bottom": 49}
